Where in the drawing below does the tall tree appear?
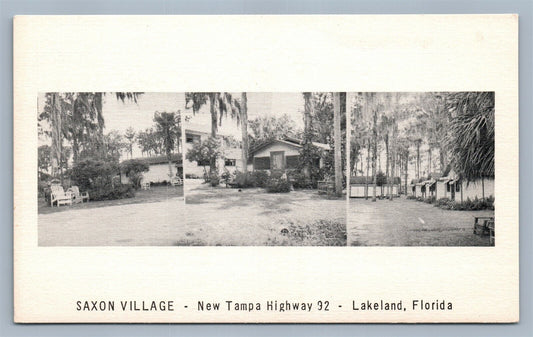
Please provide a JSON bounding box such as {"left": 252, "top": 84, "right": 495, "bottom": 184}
{"left": 333, "top": 92, "right": 343, "bottom": 196}
{"left": 240, "top": 93, "right": 249, "bottom": 173}
{"left": 49, "top": 93, "right": 62, "bottom": 181}
{"left": 124, "top": 127, "right": 136, "bottom": 158}
{"left": 154, "top": 111, "right": 181, "bottom": 179}
{"left": 302, "top": 92, "right": 313, "bottom": 178}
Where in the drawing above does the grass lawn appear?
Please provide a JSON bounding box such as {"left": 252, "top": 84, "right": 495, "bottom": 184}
{"left": 348, "top": 197, "right": 494, "bottom": 246}
{"left": 38, "top": 185, "right": 184, "bottom": 246}
{"left": 38, "top": 185, "right": 183, "bottom": 215}
{"left": 181, "top": 179, "right": 346, "bottom": 246}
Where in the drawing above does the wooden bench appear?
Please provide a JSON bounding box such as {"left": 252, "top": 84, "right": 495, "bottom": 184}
{"left": 473, "top": 216, "right": 494, "bottom": 236}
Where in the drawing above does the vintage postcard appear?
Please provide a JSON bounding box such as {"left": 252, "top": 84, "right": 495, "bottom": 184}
{"left": 14, "top": 15, "right": 518, "bottom": 322}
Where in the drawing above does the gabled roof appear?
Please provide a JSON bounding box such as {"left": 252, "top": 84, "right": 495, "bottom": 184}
{"left": 123, "top": 153, "right": 183, "bottom": 166}
{"left": 248, "top": 137, "right": 330, "bottom": 157}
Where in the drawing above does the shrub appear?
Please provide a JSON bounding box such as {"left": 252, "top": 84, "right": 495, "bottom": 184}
{"left": 251, "top": 170, "right": 270, "bottom": 188}
{"left": 233, "top": 170, "right": 256, "bottom": 188}
{"left": 288, "top": 171, "right": 314, "bottom": 189}
{"left": 120, "top": 159, "right": 149, "bottom": 189}
{"left": 70, "top": 158, "right": 119, "bottom": 192}
{"left": 424, "top": 196, "right": 436, "bottom": 204}
{"left": 185, "top": 173, "right": 201, "bottom": 179}
{"left": 220, "top": 171, "right": 232, "bottom": 186}
{"left": 266, "top": 177, "right": 292, "bottom": 193}
{"left": 406, "top": 195, "right": 417, "bottom": 200}
{"left": 89, "top": 183, "right": 135, "bottom": 201}
{"left": 433, "top": 196, "right": 495, "bottom": 211}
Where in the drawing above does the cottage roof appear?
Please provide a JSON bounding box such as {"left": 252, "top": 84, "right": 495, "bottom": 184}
{"left": 248, "top": 137, "right": 330, "bottom": 157}
{"left": 124, "top": 153, "right": 183, "bottom": 166}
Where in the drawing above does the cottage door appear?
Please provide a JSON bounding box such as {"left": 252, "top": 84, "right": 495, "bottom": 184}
{"left": 270, "top": 151, "right": 285, "bottom": 172}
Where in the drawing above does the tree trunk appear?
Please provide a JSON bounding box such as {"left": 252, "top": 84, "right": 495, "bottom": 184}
{"left": 333, "top": 92, "right": 342, "bottom": 196}
{"left": 50, "top": 93, "right": 62, "bottom": 182}
{"left": 365, "top": 143, "right": 370, "bottom": 199}
{"left": 372, "top": 107, "right": 377, "bottom": 202}
{"left": 302, "top": 92, "right": 312, "bottom": 178}
{"left": 428, "top": 147, "right": 432, "bottom": 176}
{"left": 209, "top": 93, "right": 217, "bottom": 174}
{"left": 94, "top": 92, "right": 104, "bottom": 157}
{"left": 439, "top": 145, "right": 446, "bottom": 172}
{"left": 385, "top": 136, "right": 390, "bottom": 199}
{"left": 416, "top": 141, "right": 421, "bottom": 179}
{"left": 404, "top": 150, "right": 409, "bottom": 196}
{"left": 240, "top": 93, "right": 249, "bottom": 174}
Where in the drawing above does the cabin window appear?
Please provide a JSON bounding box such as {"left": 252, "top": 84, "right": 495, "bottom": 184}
{"left": 254, "top": 157, "right": 270, "bottom": 170}
{"left": 286, "top": 155, "right": 299, "bottom": 169}
{"left": 456, "top": 182, "right": 461, "bottom": 192}
{"left": 446, "top": 183, "right": 451, "bottom": 192}
{"left": 224, "top": 159, "right": 236, "bottom": 167}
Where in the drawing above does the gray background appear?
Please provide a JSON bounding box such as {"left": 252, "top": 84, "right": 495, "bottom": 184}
{"left": 1, "top": 0, "right": 531, "bottom": 336}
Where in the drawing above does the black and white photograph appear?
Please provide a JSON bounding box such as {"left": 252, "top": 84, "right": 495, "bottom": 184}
{"left": 37, "top": 92, "right": 184, "bottom": 246}
{"left": 181, "top": 92, "right": 347, "bottom": 246}
{"left": 348, "top": 92, "right": 495, "bottom": 246}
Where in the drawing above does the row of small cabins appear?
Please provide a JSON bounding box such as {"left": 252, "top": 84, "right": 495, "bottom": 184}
{"left": 409, "top": 169, "right": 494, "bottom": 202}
{"left": 349, "top": 168, "right": 494, "bottom": 201}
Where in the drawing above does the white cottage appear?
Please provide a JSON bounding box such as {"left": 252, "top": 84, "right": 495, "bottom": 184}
{"left": 437, "top": 167, "right": 494, "bottom": 201}
{"left": 121, "top": 153, "right": 183, "bottom": 184}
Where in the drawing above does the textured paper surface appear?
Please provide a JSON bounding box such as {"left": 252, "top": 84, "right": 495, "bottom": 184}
{"left": 14, "top": 15, "right": 518, "bottom": 322}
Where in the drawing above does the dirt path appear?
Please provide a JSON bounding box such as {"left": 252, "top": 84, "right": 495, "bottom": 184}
{"left": 348, "top": 197, "right": 494, "bottom": 246}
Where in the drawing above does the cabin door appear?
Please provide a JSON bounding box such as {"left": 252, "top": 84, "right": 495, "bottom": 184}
{"left": 270, "top": 151, "right": 285, "bottom": 172}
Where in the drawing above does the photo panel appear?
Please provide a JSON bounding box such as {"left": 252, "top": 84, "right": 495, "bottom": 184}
{"left": 347, "top": 92, "right": 495, "bottom": 246}
{"left": 181, "top": 92, "right": 347, "bottom": 246}
{"left": 37, "top": 92, "right": 185, "bottom": 246}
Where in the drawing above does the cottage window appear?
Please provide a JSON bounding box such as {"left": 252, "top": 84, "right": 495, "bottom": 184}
{"left": 186, "top": 135, "right": 194, "bottom": 143}
{"left": 286, "top": 155, "right": 299, "bottom": 169}
{"left": 456, "top": 182, "right": 461, "bottom": 192}
{"left": 224, "top": 159, "right": 236, "bottom": 167}
{"left": 254, "top": 157, "right": 270, "bottom": 170}
{"left": 446, "top": 183, "right": 451, "bottom": 192}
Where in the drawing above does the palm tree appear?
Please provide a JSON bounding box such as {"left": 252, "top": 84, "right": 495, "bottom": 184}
{"left": 153, "top": 112, "right": 181, "bottom": 179}
{"left": 124, "top": 127, "right": 136, "bottom": 159}
{"left": 445, "top": 92, "right": 494, "bottom": 197}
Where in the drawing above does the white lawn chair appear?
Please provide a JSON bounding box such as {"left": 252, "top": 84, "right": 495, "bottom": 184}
{"left": 50, "top": 184, "right": 73, "bottom": 207}
{"left": 171, "top": 177, "right": 183, "bottom": 186}
{"left": 141, "top": 181, "right": 151, "bottom": 190}
{"left": 68, "top": 186, "right": 89, "bottom": 203}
